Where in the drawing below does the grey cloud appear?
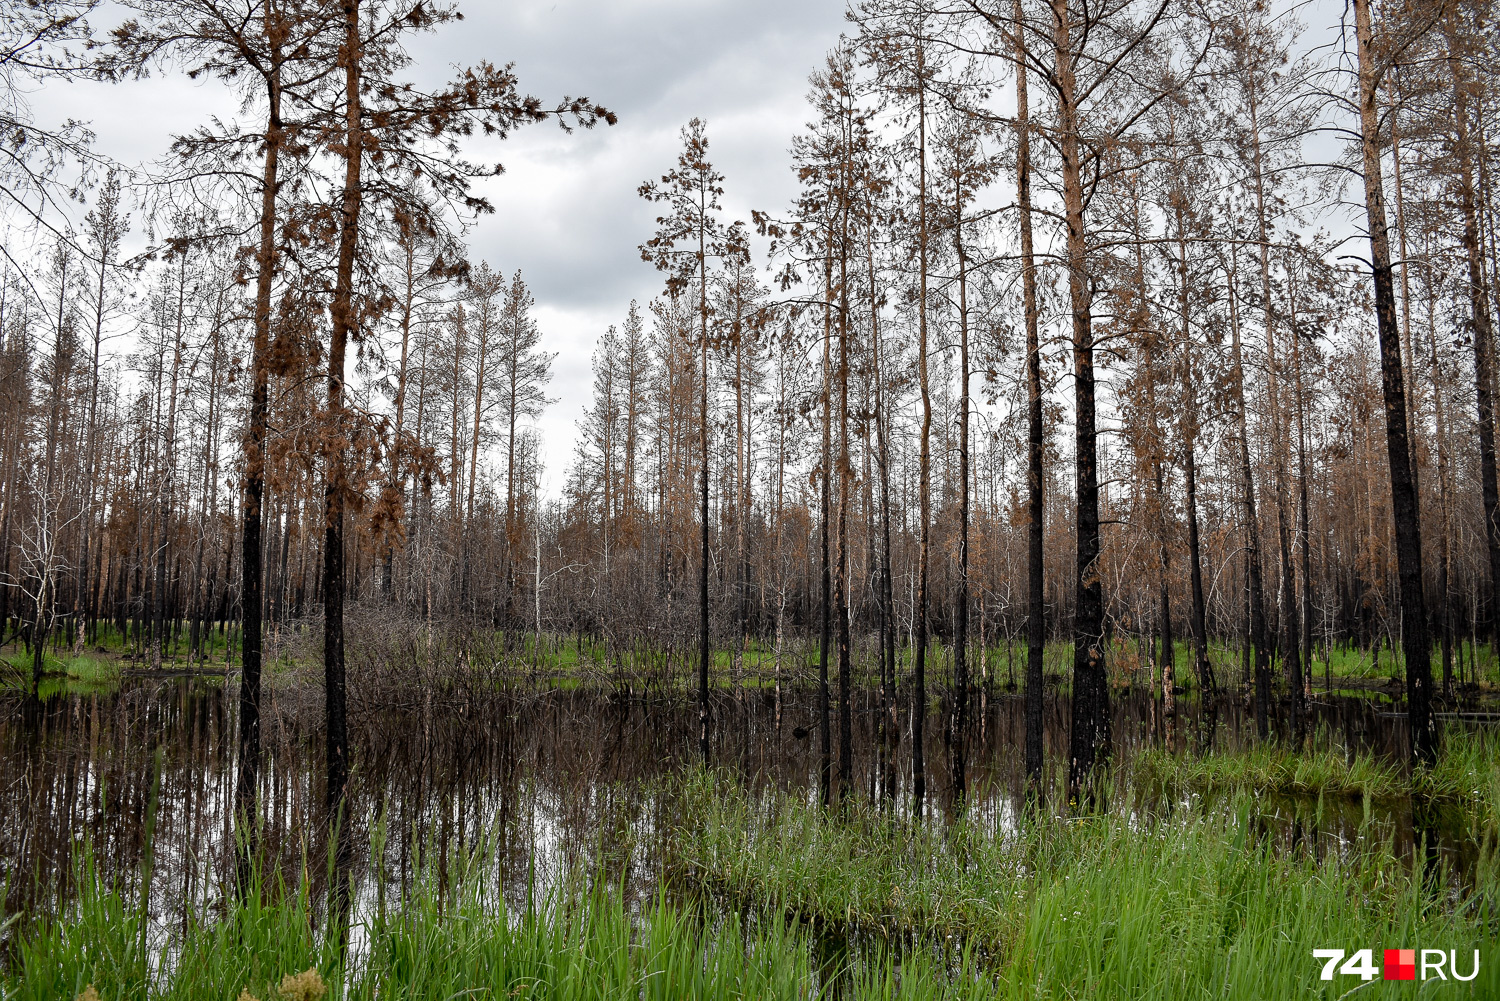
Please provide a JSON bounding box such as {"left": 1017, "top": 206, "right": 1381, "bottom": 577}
{"left": 27, "top": 0, "right": 851, "bottom": 489}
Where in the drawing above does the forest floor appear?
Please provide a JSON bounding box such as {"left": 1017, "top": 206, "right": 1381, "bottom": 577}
{"left": 5, "top": 624, "right": 1499, "bottom": 699}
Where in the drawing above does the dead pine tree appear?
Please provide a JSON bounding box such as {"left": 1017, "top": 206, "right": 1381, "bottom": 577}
{"left": 1348, "top": 0, "right": 1434, "bottom": 766}
{"left": 499, "top": 271, "right": 553, "bottom": 647}
{"left": 998, "top": 0, "right": 1050, "bottom": 798}
{"left": 1033, "top": 0, "right": 1191, "bottom": 803}
{"left": 1221, "top": 0, "right": 1308, "bottom": 736}
{"left": 937, "top": 102, "right": 992, "bottom": 804}
{"left": 1439, "top": 5, "right": 1500, "bottom": 663}
{"left": 1221, "top": 247, "right": 1273, "bottom": 737}
{"left": 307, "top": 0, "right": 613, "bottom": 902}
{"left": 960, "top": 0, "right": 1182, "bottom": 799}
{"left": 857, "top": 0, "right": 939, "bottom": 816}
{"left": 1160, "top": 103, "right": 1215, "bottom": 700}
{"left": 102, "top": 0, "right": 343, "bottom": 891}
{"left": 639, "top": 118, "right": 733, "bottom": 766}
{"left": 1050, "top": 0, "right": 1104, "bottom": 802}
{"left": 800, "top": 44, "right": 873, "bottom": 804}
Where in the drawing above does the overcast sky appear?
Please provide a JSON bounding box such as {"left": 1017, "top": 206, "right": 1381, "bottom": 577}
{"left": 432, "top": 0, "right": 852, "bottom": 494}
{"left": 30, "top": 0, "right": 854, "bottom": 495}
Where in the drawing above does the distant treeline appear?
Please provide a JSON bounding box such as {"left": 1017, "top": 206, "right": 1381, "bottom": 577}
{"left": 1, "top": 0, "right": 1495, "bottom": 806}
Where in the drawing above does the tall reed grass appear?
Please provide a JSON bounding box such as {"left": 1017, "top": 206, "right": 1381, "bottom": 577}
{"left": 2, "top": 839, "right": 996, "bottom": 999}
{"left": 7, "top": 730, "right": 1496, "bottom": 999}
{"left": 668, "top": 771, "right": 1498, "bottom": 998}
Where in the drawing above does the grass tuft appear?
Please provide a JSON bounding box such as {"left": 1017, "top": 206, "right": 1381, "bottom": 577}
{"left": 1132, "top": 726, "right": 1500, "bottom": 831}
{"left": 667, "top": 769, "right": 1498, "bottom": 999}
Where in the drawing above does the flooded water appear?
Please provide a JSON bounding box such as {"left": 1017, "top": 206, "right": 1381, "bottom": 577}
{"left": 1, "top": 667, "right": 1487, "bottom": 945}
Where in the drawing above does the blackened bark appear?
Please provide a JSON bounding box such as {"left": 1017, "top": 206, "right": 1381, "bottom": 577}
{"left": 1287, "top": 264, "right": 1316, "bottom": 703}
{"left": 952, "top": 167, "right": 971, "bottom": 801}
{"left": 1172, "top": 193, "right": 1213, "bottom": 695}
{"left": 1444, "top": 21, "right": 1500, "bottom": 655}
{"left": 235, "top": 17, "right": 283, "bottom": 890}
{"left": 1353, "top": 0, "right": 1432, "bottom": 765}
{"left": 699, "top": 310, "right": 711, "bottom": 766}
{"left": 912, "top": 42, "right": 931, "bottom": 815}
{"left": 1246, "top": 70, "right": 1303, "bottom": 734}
{"left": 836, "top": 141, "right": 854, "bottom": 797}
{"left": 1227, "top": 268, "right": 1271, "bottom": 737}
{"left": 819, "top": 254, "right": 833, "bottom": 804}
{"left": 837, "top": 253, "right": 853, "bottom": 799}
{"left": 1014, "top": 0, "right": 1046, "bottom": 792}
{"left": 866, "top": 200, "right": 897, "bottom": 799}
{"left": 324, "top": 0, "right": 361, "bottom": 867}
{"left": 1053, "top": 0, "right": 1109, "bottom": 802}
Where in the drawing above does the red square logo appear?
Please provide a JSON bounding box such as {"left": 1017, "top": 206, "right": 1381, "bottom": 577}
{"left": 1384, "top": 949, "right": 1415, "bottom": 980}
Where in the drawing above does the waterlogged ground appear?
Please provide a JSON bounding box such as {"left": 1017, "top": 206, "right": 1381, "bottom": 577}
{"left": 3, "top": 666, "right": 1490, "bottom": 934}
{"left": 2, "top": 622, "right": 1497, "bottom": 1001}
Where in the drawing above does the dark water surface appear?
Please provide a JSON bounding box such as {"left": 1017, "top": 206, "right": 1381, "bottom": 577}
{"left": 0, "top": 671, "right": 1484, "bottom": 944}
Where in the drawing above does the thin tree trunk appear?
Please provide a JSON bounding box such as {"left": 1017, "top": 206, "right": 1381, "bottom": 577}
{"left": 1246, "top": 73, "right": 1303, "bottom": 732}
{"left": 1014, "top": 0, "right": 1047, "bottom": 793}
{"left": 866, "top": 197, "right": 897, "bottom": 800}
{"left": 819, "top": 251, "right": 833, "bottom": 804}
{"left": 698, "top": 213, "right": 711, "bottom": 766}
{"left": 154, "top": 253, "right": 188, "bottom": 669}
{"left": 1226, "top": 262, "right": 1271, "bottom": 737}
{"left": 1170, "top": 173, "right": 1213, "bottom": 695}
{"left": 836, "top": 164, "right": 853, "bottom": 799}
{"left": 1286, "top": 260, "right": 1316, "bottom": 700}
{"left": 1353, "top": 0, "right": 1432, "bottom": 765}
{"left": 1052, "top": 0, "right": 1110, "bottom": 800}
{"left": 912, "top": 36, "right": 932, "bottom": 814}
{"left": 1422, "top": 229, "right": 1457, "bottom": 696}
{"left": 324, "top": 0, "right": 363, "bottom": 871}
{"left": 235, "top": 11, "right": 282, "bottom": 888}
{"left": 1443, "top": 17, "right": 1500, "bottom": 658}
{"left": 384, "top": 238, "right": 417, "bottom": 603}
{"left": 952, "top": 166, "right": 971, "bottom": 800}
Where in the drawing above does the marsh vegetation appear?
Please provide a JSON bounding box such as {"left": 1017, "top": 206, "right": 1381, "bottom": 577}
{"left": 4, "top": 0, "right": 1500, "bottom": 995}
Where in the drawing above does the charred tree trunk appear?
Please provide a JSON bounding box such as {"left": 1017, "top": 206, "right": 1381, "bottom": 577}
{"left": 912, "top": 41, "right": 932, "bottom": 815}
{"left": 1353, "top": 0, "right": 1432, "bottom": 765}
{"left": 951, "top": 161, "right": 972, "bottom": 802}
{"left": 1444, "top": 17, "right": 1500, "bottom": 658}
{"left": 819, "top": 253, "right": 833, "bottom": 804}
{"left": 235, "top": 17, "right": 284, "bottom": 890}
{"left": 866, "top": 199, "right": 898, "bottom": 801}
{"left": 1227, "top": 264, "right": 1271, "bottom": 737}
{"left": 324, "top": 0, "right": 362, "bottom": 873}
{"left": 1052, "top": 0, "right": 1110, "bottom": 801}
{"left": 1014, "top": 0, "right": 1047, "bottom": 793}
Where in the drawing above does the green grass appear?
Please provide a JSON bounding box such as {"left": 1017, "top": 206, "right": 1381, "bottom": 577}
{"left": 20, "top": 618, "right": 1495, "bottom": 698}
{"left": 3, "top": 844, "right": 996, "bottom": 1000}
{"left": 7, "top": 734, "right": 1497, "bottom": 999}
{"left": 0, "top": 618, "right": 253, "bottom": 693}
{"left": 667, "top": 771, "right": 1498, "bottom": 999}
{"left": 1311, "top": 640, "right": 1500, "bottom": 688}
{"left": 2, "top": 650, "right": 121, "bottom": 694}
{"left": 5, "top": 850, "right": 339, "bottom": 1001}
{"left": 1133, "top": 727, "right": 1500, "bottom": 832}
